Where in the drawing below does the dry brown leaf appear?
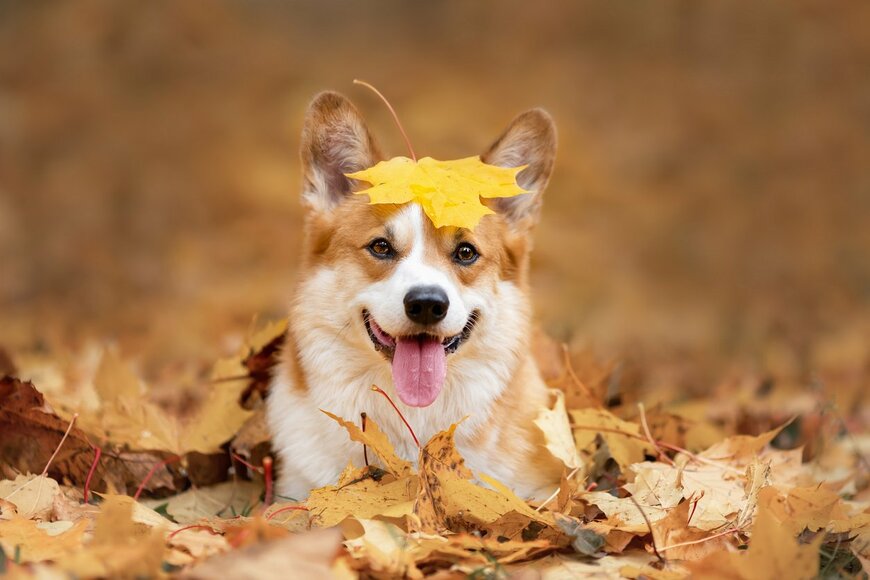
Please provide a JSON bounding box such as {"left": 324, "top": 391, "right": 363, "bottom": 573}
{"left": 652, "top": 500, "right": 736, "bottom": 561}
{"left": 0, "top": 377, "right": 172, "bottom": 497}
{"left": 230, "top": 407, "right": 271, "bottom": 462}
{"left": 571, "top": 408, "right": 654, "bottom": 470}
{"left": 699, "top": 422, "right": 788, "bottom": 465}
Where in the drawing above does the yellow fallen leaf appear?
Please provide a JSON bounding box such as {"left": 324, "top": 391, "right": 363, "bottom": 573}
{"left": 347, "top": 156, "right": 527, "bottom": 230}
{"left": 441, "top": 476, "right": 551, "bottom": 526}
{"left": 181, "top": 379, "right": 254, "bottom": 454}
{"left": 758, "top": 485, "right": 845, "bottom": 536}
{"left": 57, "top": 494, "right": 166, "bottom": 579}
{"left": 322, "top": 410, "right": 413, "bottom": 478}
{"left": 308, "top": 471, "right": 419, "bottom": 528}
{"left": 90, "top": 395, "right": 182, "bottom": 453}
{"left": 0, "top": 517, "right": 88, "bottom": 563}
{"left": 93, "top": 347, "right": 143, "bottom": 401}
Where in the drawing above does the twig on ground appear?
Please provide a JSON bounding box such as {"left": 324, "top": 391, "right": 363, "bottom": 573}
{"left": 83, "top": 444, "right": 102, "bottom": 504}
{"left": 361, "top": 412, "right": 369, "bottom": 466}
{"left": 629, "top": 495, "right": 665, "bottom": 564}
{"left": 262, "top": 456, "right": 274, "bottom": 506}
{"left": 638, "top": 403, "right": 675, "bottom": 465}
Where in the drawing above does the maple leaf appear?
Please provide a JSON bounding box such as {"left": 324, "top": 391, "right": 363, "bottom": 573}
{"left": 347, "top": 156, "right": 527, "bottom": 230}
{"left": 685, "top": 487, "right": 824, "bottom": 580}
{"left": 321, "top": 410, "right": 413, "bottom": 478}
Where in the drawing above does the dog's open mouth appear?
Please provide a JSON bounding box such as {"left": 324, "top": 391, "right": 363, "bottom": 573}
{"left": 362, "top": 309, "right": 479, "bottom": 408}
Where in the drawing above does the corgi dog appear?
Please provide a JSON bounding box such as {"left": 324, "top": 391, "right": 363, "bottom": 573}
{"left": 267, "top": 92, "right": 562, "bottom": 500}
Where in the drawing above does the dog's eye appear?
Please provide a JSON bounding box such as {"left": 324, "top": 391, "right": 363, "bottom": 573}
{"left": 453, "top": 242, "right": 479, "bottom": 265}
{"left": 368, "top": 238, "right": 395, "bottom": 259}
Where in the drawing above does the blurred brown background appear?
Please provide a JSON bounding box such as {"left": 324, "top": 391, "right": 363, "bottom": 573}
{"left": 1, "top": 1, "right": 868, "bottom": 399}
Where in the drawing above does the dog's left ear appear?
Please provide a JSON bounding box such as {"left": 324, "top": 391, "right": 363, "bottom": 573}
{"left": 481, "top": 109, "right": 556, "bottom": 228}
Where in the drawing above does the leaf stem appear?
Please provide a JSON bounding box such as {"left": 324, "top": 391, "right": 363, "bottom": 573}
{"left": 638, "top": 403, "right": 675, "bottom": 466}
{"left": 231, "top": 452, "right": 263, "bottom": 474}
{"left": 629, "top": 495, "right": 665, "bottom": 564}
{"left": 659, "top": 527, "right": 739, "bottom": 553}
{"left": 262, "top": 456, "right": 274, "bottom": 506}
{"left": 41, "top": 413, "right": 78, "bottom": 477}
{"left": 168, "top": 524, "right": 222, "bottom": 540}
{"left": 361, "top": 412, "right": 370, "bottom": 467}
{"left": 353, "top": 79, "right": 416, "bottom": 161}
{"left": 265, "top": 504, "right": 310, "bottom": 521}
{"left": 370, "top": 385, "right": 420, "bottom": 448}
{"left": 133, "top": 455, "right": 181, "bottom": 500}
{"left": 4, "top": 413, "right": 78, "bottom": 505}
{"left": 83, "top": 445, "right": 102, "bottom": 504}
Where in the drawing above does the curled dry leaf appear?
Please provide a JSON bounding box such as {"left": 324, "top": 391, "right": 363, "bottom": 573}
{"left": 535, "top": 389, "right": 584, "bottom": 471}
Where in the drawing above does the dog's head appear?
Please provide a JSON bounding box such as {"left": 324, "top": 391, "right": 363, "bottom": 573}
{"left": 294, "top": 92, "right": 556, "bottom": 408}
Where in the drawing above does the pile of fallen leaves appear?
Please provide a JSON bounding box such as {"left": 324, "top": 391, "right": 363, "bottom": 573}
{"left": 1, "top": 322, "right": 867, "bottom": 579}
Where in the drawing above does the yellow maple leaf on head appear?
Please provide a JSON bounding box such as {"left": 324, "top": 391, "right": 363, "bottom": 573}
{"left": 346, "top": 156, "right": 528, "bottom": 230}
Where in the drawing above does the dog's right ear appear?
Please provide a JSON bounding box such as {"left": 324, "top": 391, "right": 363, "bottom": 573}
{"left": 300, "top": 92, "right": 381, "bottom": 211}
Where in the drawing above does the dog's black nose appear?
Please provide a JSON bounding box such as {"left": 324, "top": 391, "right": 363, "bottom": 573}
{"left": 404, "top": 285, "right": 449, "bottom": 325}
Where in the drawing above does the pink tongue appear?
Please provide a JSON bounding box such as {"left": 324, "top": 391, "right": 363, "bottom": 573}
{"left": 391, "top": 336, "right": 447, "bottom": 407}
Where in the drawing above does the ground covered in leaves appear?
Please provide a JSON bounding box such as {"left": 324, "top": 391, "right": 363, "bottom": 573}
{"left": 1, "top": 2, "right": 869, "bottom": 578}
{"left": 0, "top": 321, "right": 867, "bottom": 579}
